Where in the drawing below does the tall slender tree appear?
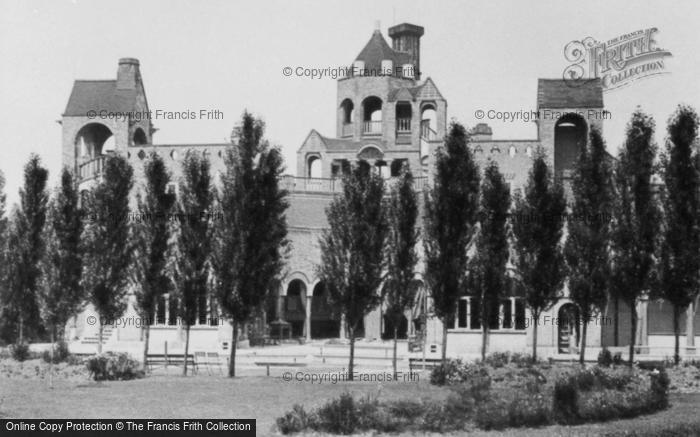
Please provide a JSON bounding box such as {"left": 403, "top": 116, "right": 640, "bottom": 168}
{"left": 610, "top": 109, "right": 661, "bottom": 365}
{"left": 512, "top": 151, "right": 567, "bottom": 361}
{"left": 38, "top": 169, "right": 84, "bottom": 345}
{"left": 38, "top": 168, "right": 84, "bottom": 384}
{"left": 132, "top": 153, "right": 176, "bottom": 366}
{"left": 383, "top": 165, "right": 419, "bottom": 377}
{"left": 424, "top": 122, "right": 481, "bottom": 364}
{"left": 471, "top": 161, "right": 511, "bottom": 361}
{"left": 82, "top": 154, "right": 134, "bottom": 353}
{"left": 13, "top": 155, "right": 49, "bottom": 344}
{"left": 659, "top": 105, "right": 700, "bottom": 365}
{"left": 174, "top": 151, "right": 213, "bottom": 375}
{"left": 317, "top": 161, "right": 388, "bottom": 380}
{"left": 565, "top": 126, "right": 615, "bottom": 364}
{"left": 213, "top": 112, "right": 289, "bottom": 378}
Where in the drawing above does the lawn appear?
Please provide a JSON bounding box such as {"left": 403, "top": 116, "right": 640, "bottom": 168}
{"left": 1, "top": 369, "right": 699, "bottom": 436}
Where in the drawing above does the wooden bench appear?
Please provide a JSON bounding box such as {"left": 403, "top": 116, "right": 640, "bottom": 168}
{"left": 146, "top": 353, "right": 196, "bottom": 372}
{"left": 255, "top": 361, "right": 307, "bottom": 376}
{"left": 408, "top": 357, "right": 443, "bottom": 372}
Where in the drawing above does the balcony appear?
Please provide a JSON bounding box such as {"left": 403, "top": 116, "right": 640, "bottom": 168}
{"left": 78, "top": 155, "right": 106, "bottom": 182}
{"left": 420, "top": 120, "right": 438, "bottom": 141}
{"left": 341, "top": 123, "right": 353, "bottom": 137}
{"left": 282, "top": 175, "right": 428, "bottom": 194}
{"left": 396, "top": 118, "right": 411, "bottom": 133}
{"left": 363, "top": 120, "right": 382, "bottom": 135}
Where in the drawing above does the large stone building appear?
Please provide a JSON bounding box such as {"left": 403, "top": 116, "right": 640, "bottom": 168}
{"left": 61, "top": 23, "right": 698, "bottom": 359}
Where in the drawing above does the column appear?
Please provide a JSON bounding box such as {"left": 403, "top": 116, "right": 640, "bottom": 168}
{"left": 277, "top": 286, "right": 285, "bottom": 321}
{"left": 305, "top": 295, "right": 312, "bottom": 342}
{"left": 340, "top": 314, "right": 347, "bottom": 340}
{"left": 639, "top": 298, "right": 649, "bottom": 347}
{"left": 686, "top": 302, "right": 695, "bottom": 353}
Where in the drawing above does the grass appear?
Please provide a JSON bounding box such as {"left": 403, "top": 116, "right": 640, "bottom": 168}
{"left": 0, "top": 371, "right": 698, "bottom": 436}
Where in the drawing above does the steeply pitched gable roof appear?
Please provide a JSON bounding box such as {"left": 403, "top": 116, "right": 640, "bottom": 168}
{"left": 63, "top": 80, "right": 138, "bottom": 116}
{"left": 537, "top": 79, "right": 603, "bottom": 109}
{"left": 355, "top": 30, "right": 411, "bottom": 74}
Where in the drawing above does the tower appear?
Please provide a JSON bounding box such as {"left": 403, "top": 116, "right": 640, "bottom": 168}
{"left": 388, "top": 23, "right": 424, "bottom": 80}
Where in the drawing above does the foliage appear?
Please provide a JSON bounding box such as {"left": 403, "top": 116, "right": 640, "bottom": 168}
{"left": 564, "top": 126, "right": 615, "bottom": 363}
{"left": 317, "top": 161, "right": 387, "bottom": 379}
{"left": 511, "top": 150, "right": 567, "bottom": 361}
{"left": 82, "top": 154, "right": 134, "bottom": 352}
{"left": 38, "top": 168, "right": 84, "bottom": 345}
{"left": 659, "top": 105, "right": 700, "bottom": 364}
{"left": 41, "top": 341, "right": 71, "bottom": 364}
{"left": 598, "top": 348, "right": 613, "bottom": 367}
{"left": 429, "top": 358, "right": 489, "bottom": 386}
{"left": 172, "top": 151, "right": 213, "bottom": 375}
{"left": 423, "top": 122, "right": 480, "bottom": 362}
{"left": 10, "top": 342, "right": 30, "bottom": 362}
{"left": 470, "top": 161, "right": 511, "bottom": 360}
{"left": 85, "top": 352, "right": 144, "bottom": 381}
{"left": 2, "top": 155, "right": 49, "bottom": 344}
{"left": 212, "top": 112, "right": 289, "bottom": 377}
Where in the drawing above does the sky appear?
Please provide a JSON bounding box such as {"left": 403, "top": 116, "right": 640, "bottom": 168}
{"left": 1, "top": 0, "right": 698, "bottom": 208}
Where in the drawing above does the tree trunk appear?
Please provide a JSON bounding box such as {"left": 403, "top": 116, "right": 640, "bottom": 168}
{"left": 628, "top": 298, "right": 637, "bottom": 366}
{"left": 673, "top": 305, "right": 680, "bottom": 365}
{"left": 392, "top": 327, "right": 398, "bottom": 379}
{"left": 614, "top": 297, "right": 619, "bottom": 346}
{"left": 183, "top": 325, "right": 191, "bottom": 376}
{"left": 348, "top": 326, "right": 355, "bottom": 381}
{"left": 18, "top": 313, "right": 24, "bottom": 345}
{"left": 142, "top": 325, "right": 151, "bottom": 371}
{"left": 441, "top": 322, "right": 448, "bottom": 365}
{"left": 49, "top": 329, "right": 55, "bottom": 389}
{"left": 481, "top": 325, "right": 489, "bottom": 361}
{"left": 532, "top": 312, "right": 539, "bottom": 362}
{"left": 228, "top": 322, "right": 238, "bottom": 377}
{"left": 97, "top": 320, "right": 103, "bottom": 354}
{"left": 579, "top": 319, "right": 588, "bottom": 365}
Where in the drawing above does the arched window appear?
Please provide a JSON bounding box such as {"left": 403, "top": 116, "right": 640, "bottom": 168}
{"left": 362, "top": 96, "right": 382, "bottom": 135}
{"left": 75, "top": 123, "right": 113, "bottom": 158}
{"left": 340, "top": 99, "right": 354, "bottom": 124}
{"left": 308, "top": 155, "right": 322, "bottom": 178}
{"left": 396, "top": 102, "right": 412, "bottom": 133}
{"left": 133, "top": 127, "right": 147, "bottom": 145}
{"left": 555, "top": 113, "right": 588, "bottom": 178}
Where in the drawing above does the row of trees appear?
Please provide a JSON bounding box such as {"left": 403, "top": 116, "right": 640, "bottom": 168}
{"left": 0, "top": 112, "right": 290, "bottom": 378}
{"left": 320, "top": 104, "right": 699, "bottom": 371}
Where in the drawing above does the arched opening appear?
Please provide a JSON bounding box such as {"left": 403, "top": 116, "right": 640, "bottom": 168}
{"left": 554, "top": 113, "right": 587, "bottom": 178}
{"left": 307, "top": 155, "right": 322, "bottom": 178}
{"left": 362, "top": 96, "right": 382, "bottom": 135}
{"left": 133, "top": 127, "right": 147, "bottom": 145}
{"left": 420, "top": 104, "right": 437, "bottom": 141}
{"left": 285, "top": 279, "right": 307, "bottom": 337}
{"left": 395, "top": 102, "right": 412, "bottom": 133}
{"left": 557, "top": 303, "right": 580, "bottom": 354}
{"left": 340, "top": 99, "right": 354, "bottom": 124}
{"left": 75, "top": 123, "right": 113, "bottom": 158}
{"left": 310, "top": 282, "right": 340, "bottom": 338}
{"left": 357, "top": 145, "right": 383, "bottom": 161}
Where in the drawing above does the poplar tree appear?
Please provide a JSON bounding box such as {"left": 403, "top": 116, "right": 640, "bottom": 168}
{"left": 472, "top": 161, "right": 511, "bottom": 361}
{"left": 610, "top": 109, "right": 661, "bottom": 365}
{"left": 424, "top": 122, "right": 480, "bottom": 364}
{"left": 174, "top": 151, "right": 213, "bottom": 375}
{"left": 38, "top": 169, "right": 84, "bottom": 356}
{"left": 512, "top": 151, "right": 567, "bottom": 361}
{"left": 383, "top": 166, "right": 419, "bottom": 377}
{"left": 564, "top": 126, "right": 614, "bottom": 364}
{"left": 82, "top": 154, "right": 134, "bottom": 354}
{"left": 317, "top": 161, "right": 387, "bottom": 380}
{"left": 132, "top": 153, "right": 176, "bottom": 366}
{"left": 659, "top": 105, "right": 700, "bottom": 365}
{"left": 213, "top": 112, "right": 289, "bottom": 378}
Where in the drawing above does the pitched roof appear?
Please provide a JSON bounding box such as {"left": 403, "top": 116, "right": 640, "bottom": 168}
{"left": 63, "top": 80, "right": 138, "bottom": 116}
{"left": 387, "top": 77, "right": 445, "bottom": 102}
{"left": 355, "top": 30, "right": 411, "bottom": 74}
{"left": 537, "top": 79, "right": 603, "bottom": 109}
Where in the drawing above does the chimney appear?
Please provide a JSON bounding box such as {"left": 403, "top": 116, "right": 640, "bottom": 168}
{"left": 388, "top": 23, "right": 424, "bottom": 80}
{"left": 117, "top": 58, "right": 140, "bottom": 90}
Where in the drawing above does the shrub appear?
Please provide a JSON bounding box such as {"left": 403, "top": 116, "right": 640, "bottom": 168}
{"left": 553, "top": 376, "right": 579, "bottom": 423}
{"left": 42, "top": 341, "right": 71, "bottom": 364}
{"left": 612, "top": 352, "right": 624, "bottom": 366}
{"left": 277, "top": 405, "right": 315, "bottom": 435}
{"left": 430, "top": 358, "right": 489, "bottom": 386}
{"left": 649, "top": 368, "right": 670, "bottom": 410}
{"left": 10, "top": 343, "right": 30, "bottom": 362}
{"left": 85, "top": 352, "right": 144, "bottom": 381}
{"left": 598, "top": 348, "right": 613, "bottom": 367}
{"left": 313, "top": 392, "right": 362, "bottom": 434}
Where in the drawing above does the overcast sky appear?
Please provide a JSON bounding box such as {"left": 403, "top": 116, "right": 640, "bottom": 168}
{"left": 1, "top": 0, "right": 698, "bottom": 207}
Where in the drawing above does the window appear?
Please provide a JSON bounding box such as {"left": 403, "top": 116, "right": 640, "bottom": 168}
{"left": 455, "top": 296, "right": 526, "bottom": 331}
